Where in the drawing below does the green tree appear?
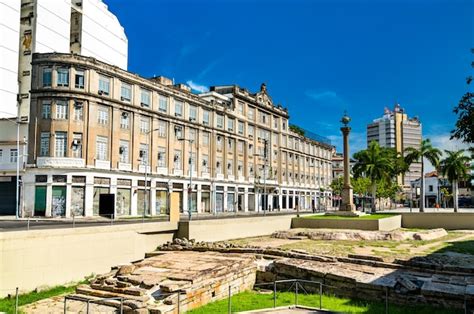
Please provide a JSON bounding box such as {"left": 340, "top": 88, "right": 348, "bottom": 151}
{"left": 440, "top": 187, "right": 452, "bottom": 208}
{"left": 439, "top": 149, "right": 471, "bottom": 212}
{"left": 405, "top": 139, "right": 442, "bottom": 212}
{"left": 352, "top": 177, "right": 371, "bottom": 196}
{"left": 289, "top": 124, "right": 305, "bottom": 136}
{"left": 451, "top": 49, "right": 474, "bottom": 144}
{"left": 353, "top": 141, "right": 395, "bottom": 212}
{"left": 330, "top": 176, "right": 343, "bottom": 208}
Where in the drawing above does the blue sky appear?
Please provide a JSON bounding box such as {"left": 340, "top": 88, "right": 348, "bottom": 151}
{"left": 106, "top": 0, "right": 473, "bottom": 153}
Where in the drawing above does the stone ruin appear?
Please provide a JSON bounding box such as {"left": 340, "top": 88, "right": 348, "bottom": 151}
{"left": 68, "top": 237, "right": 474, "bottom": 313}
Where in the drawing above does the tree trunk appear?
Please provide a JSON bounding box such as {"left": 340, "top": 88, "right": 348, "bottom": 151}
{"left": 371, "top": 182, "right": 376, "bottom": 213}
{"left": 453, "top": 180, "right": 459, "bottom": 212}
{"left": 420, "top": 160, "right": 425, "bottom": 212}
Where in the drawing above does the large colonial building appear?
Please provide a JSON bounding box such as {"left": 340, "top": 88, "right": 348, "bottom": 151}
{"left": 20, "top": 53, "right": 334, "bottom": 217}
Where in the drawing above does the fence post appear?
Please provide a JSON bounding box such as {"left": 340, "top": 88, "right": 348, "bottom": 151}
{"left": 319, "top": 282, "right": 322, "bottom": 309}
{"left": 464, "top": 294, "right": 467, "bottom": 314}
{"left": 177, "top": 293, "right": 180, "bottom": 314}
{"left": 27, "top": 217, "right": 30, "bottom": 230}
{"left": 86, "top": 299, "right": 90, "bottom": 314}
{"left": 15, "top": 287, "right": 19, "bottom": 314}
{"left": 273, "top": 281, "right": 277, "bottom": 308}
{"left": 385, "top": 286, "right": 388, "bottom": 314}
{"left": 120, "top": 297, "right": 123, "bottom": 314}
{"left": 228, "top": 285, "right": 232, "bottom": 314}
{"left": 295, "top": 281, "right": 298, "bottom": 306}
{"left": 63, "top": 296, "right": 67, "bottom": 314}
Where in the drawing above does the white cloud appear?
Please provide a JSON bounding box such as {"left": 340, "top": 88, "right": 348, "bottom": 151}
{"left": 424, "top": 133, "right": 472, "bottom": 173}
{"left": 186, "top": 80, "right": 209, "bottom": 93}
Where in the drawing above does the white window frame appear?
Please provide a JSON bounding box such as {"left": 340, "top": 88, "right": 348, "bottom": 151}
{"left": 55, "top": 100, "right": 68, "bottom": 119}
{"left": 140, "top": 88, "right": 151, "bottom": 107}
{"left": 57, "top": 68, "right": 69, "bottom": 87}
{"left": 54, "top": 132, "right": 67, "bottom": 157}
{"left": 98, "top": 75, "right": 110, "bottom": 95}
{"left": 96, "top": 136, "right": 108, "bottom": 161}
{"left": 40, "top": 132, "right": 50, "bottom": 157}
{"left": 98, "top": 107, "right": 109, "bottom": 125}
{"left": 121, "top": 82, "right": 132, "bottom": 102}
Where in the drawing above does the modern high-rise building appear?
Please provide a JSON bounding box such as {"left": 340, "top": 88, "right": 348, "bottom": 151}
{"left": 0, "top": 0, "right": 127, "bottom": 214}
{"left": 366, "top": 104, "right": 422, "bottom": 190}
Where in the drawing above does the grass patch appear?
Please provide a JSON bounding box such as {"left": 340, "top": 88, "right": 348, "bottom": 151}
{"left": 303, "top": 214, "right": 397, "bottom": 220}
{"left": 187, "top": 290, "right": 459, "bottom": 314}
{"left": 0, "top": 278, "right": 91, "bottom": 314}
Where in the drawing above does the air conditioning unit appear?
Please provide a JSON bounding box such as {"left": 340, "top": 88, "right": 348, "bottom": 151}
{"left": 119, "top": 146, "right": 125, "bottom": 154}
{"left": 202, "top": 160, "right": 207, "bottom": 166}
{"left": 141, "top": 102, "right": 148, "bottom": 107}
{"left": 216, "top": 161, "right": 221, "bottom": 167}
{"left": 72, "top": 139, "right": 82, "bottom": 147}
{"left": 189, "top": 117, "right": 195, "bottom": 122}
{"left": 121, "top": 112, "right": 129, "bottom": 118}
{"left": 227, "top": 163, "right": 231, "bottom": 169}
{"left": 74, "top": 101, "right": 83, "bottom": 108}
{"left": 238, "top": 165, "right": 242, "bottom": 171}
{"left": 157, "top": 153, "right": 163, "bottom": 160}
{"left": 121, "top": 96, "right": 129, "bottom": 102}
{"left": 139, "top": 150, "right": 146, "bottom": 158}
{"left": 174, "top": 155, "right": 179, "bottom": 162}
{"left": 98, "top": 90, "right": 104, "bottom": 95}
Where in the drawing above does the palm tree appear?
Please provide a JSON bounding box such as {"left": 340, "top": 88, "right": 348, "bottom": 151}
{"left": 353, "top": 141, "right": 395, "bottom": 212}
{"left": 405, "top": 139, "right": 441, "bottom": 212}
{"left": 439, "top": 149, "right": 471, "bottom": 212}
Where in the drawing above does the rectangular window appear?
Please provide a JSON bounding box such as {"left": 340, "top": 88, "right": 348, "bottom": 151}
{"left": 189, "top": 105, "right": 197, "bottom": 121}
{"left": 98, "top": 107, "right": 109, "bottom": 125}
{"left": 238, "top": 121, "right": 244, "bottom": 135}
{"left": 40, "top": 132, "right": 50, "bottom": 156}
{"left": 202, "top": 132, "right": 210, "bottom": 146}
{"left": 248, "top": 125, "right": 254, "bottom": 138}
{"left": 54, "top": 132, "right": 67, "bottom": 157}
{"left": 189, "top": 128, "right": 196, "bottom": 141}
{"left": 158, "top": 120, "right": 167, "bottom": 138}
{"left": 238, "top": 140, "right": 244, "bottom": 154}
{"left": 73, "top": 102, "right": 83, "bottom": 121}
{"left": 227, "top": 118, "right": 234, "bottom": 132}
{"left": 282, "top": 119, "right": 287, "bottom": 130}
{"left": 238, "top": 101, "right": 244, "bottom": 115}
{"left": 202, "top": 154, "right": 209, "bottom": 172}
{"left": 42, "top": 68, "right": 52, "bottom": 87}
{"left": 174, "top": 150, "right": 182, "bottom": 169}
{"left": 98, "top": 75, "right": 110, "bottom": 95}
{"left": 57, "top": 68, "right": 69, "bottom": 87}
{"left": 227, "top": 160, "right": 233, "bottom": 175}
{"left": 248, "top": 107, "right": 254, "bottom": 120}
{"left": 157, "top": 147, "right": 166, "bottom": 167}
{"left": 228, "top": 138, "right": 233, "bottom": 151}
{"left": 140, "top": 88, "right": 151, "bottom": 107}
{"left": 216, "top": 157, "right": 223, "bottom": 174}
{"left": 174, "top": 125, "right": 183, "bottom": 139}
{"left": 159, "top": 95, "right": 168, "bottom": 112}
{"left": 42, "top": 101, "right": 51, "bottom": 119}
{"left": 238, "top": 161, "right": 243, "bottom": 175}
{"left": 260, "top": 112, "right": 267, "bottom": 124}
{"left": 55, "top": 100, "right": 68, "bottom": 119}
{"left": 273, "top": 116, "right": 278, "bottom": 129}
{"left": 203, "top": 110, "right": 210, "bottom": 125}
{"left": 10, "top": 149, "right": 18, "bottom": 163}
{"left": 249, "top": 162, "right": 254, "bottom": 176}
{"left": 139, "top": 143, "right": 149, "bottom": 164}
{"left": 120, "top": 112, "right": 129, "bottom": 129}
{"left": 121, "top": 82, "right": 131, "bottom": 102}
{"left": 140, "top": 117, "right": 150, "bottom": 134}
{"left": 119, "top": 140, "right": 129, "bottom": 163}
{"left": 96, "top": 136, "right": 108, "bottom": 161}
{"left": 75, "top": 69, "right": 84, "bottom": 89}
{"left": 175, "top": 101, "right": 183, "bottom": 117}
{"left": 217, "top": 136, "right": 223, "bottom": 152}
{"left": 72, "top": 133, "right": 82, "bottom": 158}
{"left": 216, "top": 114, "right": 224, "bottom": 128}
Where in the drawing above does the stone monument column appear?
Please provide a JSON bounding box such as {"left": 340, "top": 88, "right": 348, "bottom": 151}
{"left": 340, "top": 112, "right": 356, "bottom": 212}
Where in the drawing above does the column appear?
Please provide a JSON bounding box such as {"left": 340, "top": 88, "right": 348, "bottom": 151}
{"left": 65, "top": 175, "right": 72, "bottom": 218}
{"left": 196, "top": 183, "right": 202, "bottom": 213}
{"left": 130, "top": 178, "right": 138, "bottom": 216}
{"left": 182, "top": 184, "right": 189, "bottom": 213}
{"left": 223, "top": 185, "right": 228, "bottom": 212}
{"left": 150, "top": 179, "right": 157, "bottom": 216}
{"left": 84, "top": 175, "right": 94, "bottom": 217}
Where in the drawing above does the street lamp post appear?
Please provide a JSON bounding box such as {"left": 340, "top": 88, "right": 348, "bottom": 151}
{"left": 178, "top": 137, "right": 194, "bottom": 220}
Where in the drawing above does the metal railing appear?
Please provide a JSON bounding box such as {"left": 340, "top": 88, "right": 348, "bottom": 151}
{"left": 63, "top": 295, "right": 124, "bottom": 314}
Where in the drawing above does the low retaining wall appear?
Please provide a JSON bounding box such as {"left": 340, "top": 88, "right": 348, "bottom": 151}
{"left": 401, "top": 213, "right": 474, "bottom": 230}
{"left": 0, "top": 222, "right": 177, "bottom": 297}
{"left": 177, "top": 214, "right": 302, "bottom": 242}
{"left": 291, "top": 215, "right": 401, "bottom": 231}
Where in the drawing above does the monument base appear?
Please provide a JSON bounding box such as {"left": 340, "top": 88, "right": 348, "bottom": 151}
{"left": 325, "top": 210, "right": 367, "bottom": 217}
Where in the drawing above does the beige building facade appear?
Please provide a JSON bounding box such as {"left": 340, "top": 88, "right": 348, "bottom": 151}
{"left": 21, "top": 53, "right": 333, "bottom": 217}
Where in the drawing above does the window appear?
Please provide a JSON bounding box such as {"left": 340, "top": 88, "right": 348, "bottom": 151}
{"left": 189, "top": 128, "right": 196, "bottom": 141}
{"left": 272, "top": 133, "right": 278, "bottom": 145}
{"left": 159, "top": 95, "right": 168, "bottom": 112}
{"left": 249, "top": 162, "right": 254, "bottom": 176}
{"left": 96, "top": 136, "right": 108, "bottom": 160}
{"left": 237, "top": 101, "right": 244, "bottom": 115}
{"left": 75, "top": 69, "right": 84, "bottom": 89}
{"left": 202, "top": 132, "right": 210, "bottom": 146}
{"left": 57, "top": 68, "right": 69, "bottom": 87}
{"left": 157, "top": 147, "right": 166, "bottom": 167}
{"left": 73, "top": 102, "right": 83, "bottom": 121}
{"left": 119, "top": 140, "right": 129, "bottom": 163}
{"left": 40, "top": 132, "right": 50, "bottom": 156}
{"left": 238, "top": 161, "right": 243, "bottom": 176}
{"left": 175, "top": 101, "right": 183, "bottom": 117}
{"left": 156, "top": 120, "right": 166, "bottom": 137}
{"left": 140, "top": 117, "right": 150, "bottom": 134}
{"left": 227, "top": 118, "right": 234, "bottom": 132}
{"left": 0, "top": 149, "right": 3, "bottom": 162}
{"left": 203, "top": 110, "right": 210, "bottom": 125}
{"left": 216, "top": 114, "right": 224, "bottom": 128}
{"left": 10, "top": 149, "right": 18, "bottom": 163}
{"left": 429, "top": 185, "right": 434, "bottom": 192}
{"left": 217, "top": 136, "right": 223, "bottom": 152}
{"left": 273, "top": 116, "right": 278, "bottom": 129}
{"left": 216, "top": 157, "right": 223, "bottom": 174}
{"left": 98, "top": 107, "right": 109, "bottom": 125}
{"left": 98, "top": 75, "right": 110, "bottom": 95}
{"left": 174, "top": 125, "right": 183, "bottom": 139}
{"left": 202, "top": 154, "right": 209, "bottom": 172}
{"left": 227, "top": 160, "right": 233, "bottom": 175}
{"left": 238, "top": 141, "right": 244, "bottom": 154}
{"left": 248, "top": 125, "right": 254, "bottom": 138}
{"left": 54, "top": 132, "right": 67, "bottom": 157}
{"left": 140, "top": 88, "right": 151, "bottom": 107}
{"left": 121, "top": 82, "right": 131, "bottom": 102}
{"left": 174, "top": 150, "right": 182, "bottom": 169}
{"left": 72, "top": 133, "right": 82, "bottom": 158}
{"left": 228, "top": 138, "right": 233, "bottom": 151}
{"left": 282, "top": 119, "right": 287, "bottom": 130}
{"left": 238, "top": 121, "right": 244, "bottom": 135}
{"left": 42, "top": 101, "right": 51, "bottom": 119}
{"left": 260, "top": 112, "right": 268, "bottom": 124}
{"left": 42, "top": 68, "right": 52, "bottom": 87}
{"left": 139, "top": 143, "right": 149, "bottom": 164}
{"left": 55, "top": 100, "right": 68, "bottom": 119}
{"left": 189, "top": 105, "right": 197, "bottom": 121}
{"left": 249, "top": 143, "right": 254, "bottom": 155}
{"left": 120, "top": 112, "right": 129, "bottom": 129}
{"left": 248, "top": 107, "right": 254, "bottom": 120}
